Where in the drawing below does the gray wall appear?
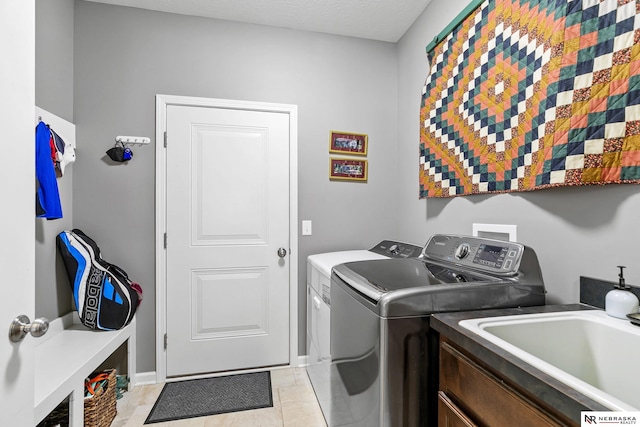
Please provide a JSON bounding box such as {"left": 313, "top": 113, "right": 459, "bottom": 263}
{"left": 35, "top": 0, "right": 75, "bottom": 320}
{"left": 73, "top": 1, "right": 398, "bottom": 372}
{"left": 396, "top": 0, "right": 640, "bottom": 303}
{"left": 38, "top": 0, "right": 640, "bottom": 377}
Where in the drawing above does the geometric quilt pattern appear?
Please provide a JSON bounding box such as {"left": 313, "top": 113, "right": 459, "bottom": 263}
{"left": 420, "top": 0, "right": 640, "bottom": 197}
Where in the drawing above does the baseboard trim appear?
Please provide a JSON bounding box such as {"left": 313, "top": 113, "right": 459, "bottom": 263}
{"left": 297, "top": 355, "right": 309, "bottom": 367}
{"left": 134, "top": 357, "right": 308, "bottom": 385}
{"left": 135, "top": 371, "right": 157, "bottom": 385}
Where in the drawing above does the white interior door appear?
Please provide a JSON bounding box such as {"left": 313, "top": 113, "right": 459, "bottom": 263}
{"left": 164, "top": 103, "right": 291, "bottom": 377}
{"left": 0, "top": 0, "right": 35, "bottom": 424}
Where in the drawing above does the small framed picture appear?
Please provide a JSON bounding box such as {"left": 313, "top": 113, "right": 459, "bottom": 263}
{"left": 329, "top": 131, "right": 368, "bottom": 156}
{"left": 329, "top": 157, "right": 368, "bottom": 182}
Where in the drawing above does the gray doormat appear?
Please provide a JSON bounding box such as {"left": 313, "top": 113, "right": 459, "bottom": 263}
{"left": 144, "top": 371, "right": 273, "bottom": 424}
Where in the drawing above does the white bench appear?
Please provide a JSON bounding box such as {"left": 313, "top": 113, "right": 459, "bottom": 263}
{"left": 34, "top": 312, "right": 137, "bottom": 427}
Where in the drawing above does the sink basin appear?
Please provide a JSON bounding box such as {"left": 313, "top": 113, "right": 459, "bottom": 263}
{"left": 459, "top": 310, "right": 640, "bottom": 411}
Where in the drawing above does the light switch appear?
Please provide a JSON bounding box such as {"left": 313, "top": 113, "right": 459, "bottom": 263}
{"left": 302, "top": 220, "right": 312, "bottom": 236}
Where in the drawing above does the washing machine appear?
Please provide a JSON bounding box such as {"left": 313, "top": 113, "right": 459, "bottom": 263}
{"left": 306, "top": 240, "right": 422, "bottom": 420}
{"left": 328, "top": 234, "right": 547, "bottom": 427}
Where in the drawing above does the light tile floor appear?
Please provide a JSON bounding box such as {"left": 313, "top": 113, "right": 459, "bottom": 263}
{"left": 111, "top": 367, "right": 328, "bottom": 427}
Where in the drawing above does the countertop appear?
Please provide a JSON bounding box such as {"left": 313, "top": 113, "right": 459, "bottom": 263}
{"left": 431, "top": 304, "right": 611, "bottom": 425}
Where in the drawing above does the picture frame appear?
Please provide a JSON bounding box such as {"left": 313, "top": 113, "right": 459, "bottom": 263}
{"left": 329, "top": 131, "right": 368, "bottom": 156}
{"left": 329, "top": 157, "right": 368, "bottom": 182}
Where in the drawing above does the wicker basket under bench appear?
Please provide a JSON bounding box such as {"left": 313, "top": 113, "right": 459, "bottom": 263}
{"left": 34, "top": 312, "right": 136, "bottom": 427}
{"left": 84, "top": 369, "right": 118, "bottom": 427}
{"left": 40, "top": 369, "right": 117, "bottom": 427}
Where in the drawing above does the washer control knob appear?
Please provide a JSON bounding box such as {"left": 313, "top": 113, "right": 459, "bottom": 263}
{"left": 455, "top": 243, "right": 470, "bottom": 260}
{"left": 389, "top": 244, "right": 400, "bottom": 255}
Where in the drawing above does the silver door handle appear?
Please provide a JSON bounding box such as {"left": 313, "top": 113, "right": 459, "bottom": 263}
{"left": 9, "top": 315, "right": 49, "bottom": 342}
{"left": 277, "top": 247, "right": 287, "bottom": 258}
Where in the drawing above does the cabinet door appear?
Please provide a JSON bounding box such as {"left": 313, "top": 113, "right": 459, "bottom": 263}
{"left": 438, "top": 391, "right": 477, "bottom": 427}
{"left": 440, "top": 341, "right": 565, "bottom": 427}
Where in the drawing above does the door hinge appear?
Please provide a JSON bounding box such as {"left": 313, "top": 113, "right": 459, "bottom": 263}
{"left": 164, "top": 232, "right": 167, "bottom": 249}
{"left": 164, "top": 333, "right": 168, "bottom": 350}
{"left": 164, "top": 131, "right": 167, "bottom": 148}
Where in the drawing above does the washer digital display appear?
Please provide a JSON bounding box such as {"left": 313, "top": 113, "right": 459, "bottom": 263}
{"left": 473, "top": 244, "right": 508, "bottom": 268}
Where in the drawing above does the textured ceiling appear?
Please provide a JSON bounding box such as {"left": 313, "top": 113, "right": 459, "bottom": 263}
{"left": 82, "top": 0, "right": 431, "bottom": 42}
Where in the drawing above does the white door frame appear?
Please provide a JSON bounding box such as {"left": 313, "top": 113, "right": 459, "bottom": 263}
{"left": 155, "top": 94, "right": 298, "bottom": 382}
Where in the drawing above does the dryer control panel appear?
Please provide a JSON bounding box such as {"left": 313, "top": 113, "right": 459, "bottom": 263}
{"left": 421, "top": 234, "right": 524, "bottom": 276}
{"left": 370, "top": 240, "right": 423, "bottom": 258}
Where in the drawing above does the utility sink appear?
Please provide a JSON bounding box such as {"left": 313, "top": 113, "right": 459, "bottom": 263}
{"left": 459, "top": 310, "right": 640, "bottom": 411}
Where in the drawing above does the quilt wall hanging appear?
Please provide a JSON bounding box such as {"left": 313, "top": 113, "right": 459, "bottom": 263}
{"left": 419, "top": 0, "right": 640, "bottom": 198}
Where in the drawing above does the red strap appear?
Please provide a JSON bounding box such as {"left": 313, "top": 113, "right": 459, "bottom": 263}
{"left": 85, "top": 373, "right": 109, "bottom": 396}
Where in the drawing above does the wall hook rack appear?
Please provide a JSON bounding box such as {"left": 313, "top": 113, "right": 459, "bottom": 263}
{"left": 115, "top": 136, "right": 150, "bottom": 146}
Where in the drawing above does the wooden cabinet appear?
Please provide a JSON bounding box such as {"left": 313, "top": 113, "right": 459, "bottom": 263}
{"left": 439, "top": 338, "right": 569, "bottom": 427}
{"left": 438, "top": 391, "right": 477, "bottom": 427}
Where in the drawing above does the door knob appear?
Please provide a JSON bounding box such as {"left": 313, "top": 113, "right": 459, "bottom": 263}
{"left": 277, "top": 247, "right": 287, "bottom": 258}
{"left": 9, "top": 315, "right": 49, "bottom": 342}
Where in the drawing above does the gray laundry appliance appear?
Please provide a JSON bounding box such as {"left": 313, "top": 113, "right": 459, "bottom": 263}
{"left": 306, "top": 240, "right": 423, "bottom": 422}
{"left": 327, "top": 234, "right": 546, "bottom": 427}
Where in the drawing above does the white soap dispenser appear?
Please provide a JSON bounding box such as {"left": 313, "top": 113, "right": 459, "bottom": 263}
{"left": 605, "top": 266, "right": 639, "bottom": 319}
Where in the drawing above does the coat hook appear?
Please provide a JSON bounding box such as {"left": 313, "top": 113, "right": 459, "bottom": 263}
{"left": 115, "top": 135, "right": 151, "bottom": 146}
